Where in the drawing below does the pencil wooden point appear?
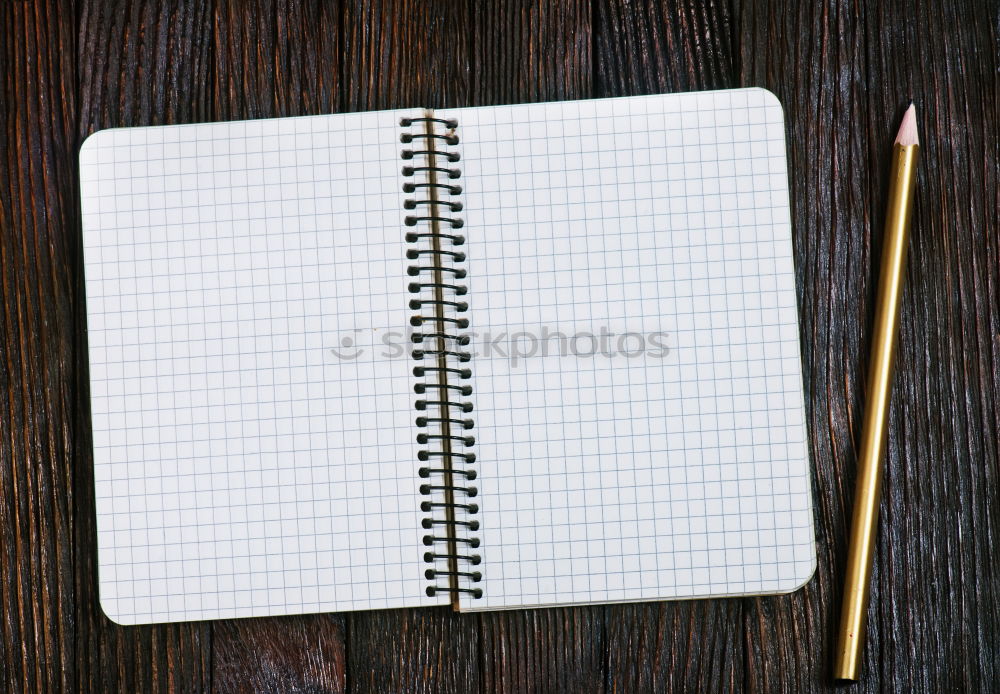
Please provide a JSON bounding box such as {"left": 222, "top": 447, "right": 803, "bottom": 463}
{"left": 895, "top": 104, "right": 919, "bottom": 146}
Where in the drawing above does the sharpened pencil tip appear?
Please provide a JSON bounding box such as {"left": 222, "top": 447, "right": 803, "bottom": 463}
{"left": 895, "top": 104, "right": 919, "bottom": 146}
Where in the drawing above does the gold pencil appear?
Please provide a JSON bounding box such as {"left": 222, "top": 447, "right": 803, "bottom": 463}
{"left": 834, "top": 104, "right": 920, "bottom": 681}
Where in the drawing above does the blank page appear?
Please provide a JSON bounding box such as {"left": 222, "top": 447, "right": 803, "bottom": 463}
{"left": 449, "top": 89, "right": 815, "bottom": 610}
{"left": 81, "top": 111, "right": 447, "bottom": 624}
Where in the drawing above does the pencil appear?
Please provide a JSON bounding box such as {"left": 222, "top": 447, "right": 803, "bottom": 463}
{"left": 834, "top": 104, "right": 920, "bottom": 681}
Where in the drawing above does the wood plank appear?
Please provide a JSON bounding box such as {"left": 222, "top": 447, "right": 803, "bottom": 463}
{"left": 592, "top": 2, "right": 745, "bottom": 692}
{"left": 605, "top": 602, "right": 742, "bottom": 693}
{"left": 469, "top": 0, "right": 592, "bottom": 106}
{"left": 347, "top": 608, "right": 479, "bottom": 694}
{"left": 213, "top": 615, "right": 346, "bottom": 694}
{"left": 595, "top": 0, "right": 734, "bottom": 96}
{"left": 78, "top": 0, "right": 213, "bottom": 134}
{"left": 862, "top": 2, "right": 1000, "bottom": 691}
{"left": 1, "top": 2, "right": 992, "bottom": 691}
{"left": 0, "top": 2, "right": 79, "bottom": 691}
{"left": 737, "top": 0, "right": 882, "bottom": 691}
{"left": 213, "top": 0, "right": 340, "bottom": 120}
{"left": 340, "top": 0, "right": 470, "bottom": 112}
{"left": 466, "top": 3, "right": 606, "bottom": 693}
{"left": 480, "top": 607, "right": 605, "bottom": 694}
{"left": 339, "top": 3, "right": 479, "bottom": 692}
{"left": 74, "top": 1, "right": 214, "bottom": 690}
{"left": 739, "top": 2, "right": 1000, "bottom": 689}
{"left": 207, "top": 3, "right": 348, "bottom": 692}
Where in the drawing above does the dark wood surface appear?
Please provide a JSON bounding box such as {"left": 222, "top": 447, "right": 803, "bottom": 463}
{"left": 1, "top": 1, "right": 997, "bottom": 691}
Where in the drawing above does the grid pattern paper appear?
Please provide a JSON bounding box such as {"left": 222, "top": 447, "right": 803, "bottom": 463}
{"left": 446, "top": 88, "right": 815, "bottom": 610}
{"left": 80, "top": 110, "right": 450, "bottom": 624}
{"left": 81, "top": 89, "right": 815, "bottom": 623}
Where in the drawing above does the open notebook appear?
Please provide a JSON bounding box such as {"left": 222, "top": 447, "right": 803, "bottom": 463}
{"left": 80, "top": 87, "right": 815, "bottom": 625}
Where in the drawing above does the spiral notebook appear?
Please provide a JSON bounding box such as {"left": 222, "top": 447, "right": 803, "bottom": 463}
{"left": 80, "top": 87, "right": 815, "bottom": 625}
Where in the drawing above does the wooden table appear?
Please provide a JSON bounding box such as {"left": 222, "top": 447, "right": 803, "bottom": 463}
{"left": 2, "top": 1, "right": 997, "bottom": 692}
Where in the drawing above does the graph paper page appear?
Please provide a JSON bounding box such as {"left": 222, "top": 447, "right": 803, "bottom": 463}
{"left": 449, "top": 89, "right": 815, "bottom": 610}
{"left": 80, "top": 111, "right": 447, "bottom": 624}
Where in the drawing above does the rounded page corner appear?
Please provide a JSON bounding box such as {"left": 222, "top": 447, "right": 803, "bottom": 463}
{"left": 98, "top": 594, "right": 145, "bottom": 627}
{"left": 79, "top": 127, "right": 120, "bottom": 158}
{"left": 776, "top": 553, "right": 818, "bottom": 595}
{"left": 742, "top": 87, "right": 787, "bottom": 126}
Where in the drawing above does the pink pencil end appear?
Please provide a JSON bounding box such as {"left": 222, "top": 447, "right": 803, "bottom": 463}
{"left": 895, "top": 104, "right": 919, "bottom": 146}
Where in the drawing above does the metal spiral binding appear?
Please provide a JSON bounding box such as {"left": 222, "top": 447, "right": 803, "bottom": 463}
{"left": 401, "top": 112, "right": 482, "bottom": 601}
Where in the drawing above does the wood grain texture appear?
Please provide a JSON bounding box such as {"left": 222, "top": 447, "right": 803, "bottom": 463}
{"left": 469, "top": 0, "right": 592, "bottom": 106}
{"left": 77, "top": 0, "right": 213, "bottom": 135}
{"left": 213, "top": 0, "right": 340, "bottom": 121}
{"left": 738, "top": 0, "right": 878, "bottom": 690}
{"left": 479, "top": 607, "right": 604, "bottom": 694}
{"left": 0, "top": 2, "right": 78, "bottom": 692}
{"left": 595, "top": 0, "right": 734, "bottom": 95}
{"left": 340, "top": 0, "right": 470, "bottom": 112}
{"left": 1, "top": 0, "right": 998, "bottom": 691}
{"left": 739, "top": 0, "right": 1000, "bottom": 692}
{"left": 605, "top": 602, "right": 742, "bottom": 694}
{"left": 863, "top": 2, "right": 1000, "bottom": 691}
{"left": 213, "top": 615, "right": 346, "bottom": 694}
{"left": 347, "top": 608, "right": 479, "bottom": 694}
